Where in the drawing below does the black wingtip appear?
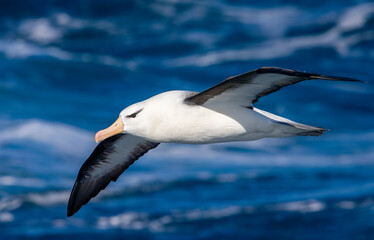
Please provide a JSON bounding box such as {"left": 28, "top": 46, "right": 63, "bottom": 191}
{"left": 67, "top": 210, "right": 74, "bottom": 217}
{"left": 67, "top": 207, "right": 75, "bottom": 217}
{"left": 67, "top": 181, "right": 79, "bottom": 217}
{"left": 257, "top": 67, "right": 364, "bottom": 83}
{"left": 312, "top": 74, "right": 364, "bottom": 83}
{"left": 67, "top": 207, "right": 79, "bottom": 217}
{"left": 67, "top": 202, "right": 78, "bottom": 217}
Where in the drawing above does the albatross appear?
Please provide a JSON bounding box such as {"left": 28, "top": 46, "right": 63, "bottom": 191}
{"left": 67, "top": 67, "right": 361, "bottom": 216}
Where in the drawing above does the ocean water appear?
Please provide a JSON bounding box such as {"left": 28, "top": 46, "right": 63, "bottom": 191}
{"left": 0, "top": 0, "right": 374, "bottom": 239}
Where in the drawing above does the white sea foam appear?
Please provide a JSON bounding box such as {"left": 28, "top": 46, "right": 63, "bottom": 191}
{"left": 0, "top": 39, "right": 73, "bottom": 60}
{"left": 0, "top": 176, "right": 45, "bottom": 188}
{"left": 18, "top": 13, "right": 117, "bottom": 45}
{"left": 26, "top": 191, "right": 69, "bottom": 206}
{"left": 175, "top": 2, "right": 302, "bottom": 38}
{"left": 338, "top": 3, "right": 374, "bottom": 31}
{"left": 0, "top": 12, "right": 132, "bottom": 69}
{"left": 166, "top": 29, "right": 349, "bottom": 66}
{"left": 97, "top": 205, "right": 250, "bottom": 232}
{"left": 0, "top": 198, "right": 23, "bottom": 211}
{"left": 271, "top": 199, "right": 326, "bottom": 213}
{"left": 0, "top": 38, "right": 132, "bottom": 70}
{"left": 0, "top": 190, "right": 69, "bottom": 214}
{"left": 0, "top": 212, "right": 15, "bottom": 222}
{"left": 19, "top": 18, "right": 63, "bottom": 44}
{"left": 0, "top": 119, "right": 93, "bottom": 157}
{"left": 97, "top": 212, "right": 149, "bottom": 230}
{"left": 53, "top": 219, "right": 67, "bottom": 228}
{"left": 54, "top": 13, "right": 116, "bottom": 33}
{"left": 150, "top": 3, "right": 177, "bottom": 17}
{"left": 216, "top": 173, "right": 238, "bottom": 183}
{"left": 336, "top": 201, "right": 356, "bottom": 210}
{"left": 222, "top": 5, "right": 301, "bottom": 38}
{"left": 182, "top": 206, "right": 243, "bottom": 220}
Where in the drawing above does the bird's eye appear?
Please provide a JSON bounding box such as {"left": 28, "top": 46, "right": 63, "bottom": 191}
{"left": 126, "top": 109, "right": 143, "bottom": 118}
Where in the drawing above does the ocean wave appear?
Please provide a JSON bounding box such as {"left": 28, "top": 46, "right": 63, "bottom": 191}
{"left": 17, "top": 13, "right": 116, "bottom": 45}
{"left": 335, "top": 198, "right": 373, "bottom": 210}
{"left": 26, "top": 191, "right": 69, "bottom": 207}
{"left": 0, "top": 190, "right": 69, "bottom": 212}
{"left": 0, "top": 172, "right": 244, "bottom": 214}
{"left": 1, "top": 2, "right": 373, "bottom": 72}
{"left": 218, "top": 4, "right": 302, "bottom": 38}
{"left": 0, "top": 119, "right": 92, "bottom": 155}
{"left": 95, "top": 200, "right": 325, "bottom": 232}
{"left": 0, "top": 212, "right": 15, "bottom": 223}
{"left": 96, "top": 205, "right": 250, "bottom": 232}
{"left": 157, "top": 2, "right": 303, "bottom": 38}
{"left": 0, "top": 198, "right": 23, "bottom": 212}
{"left": 95, "top": 194, "right": 374, "bottom": 232}
{"left": 336, "top": 200, "right": 356, "bottom": 210}
{"left": 165, "top": 29, "right": 370, "bottom": 67}
{"left": 0, "top": 39, "right": 134, "bottom": 70}
{"left": 0, "top": 169, "right": 372, "bottom": 229}
{"left": 0, "top": 39, "right": 72, "bottom": 60}
{"left": 270, "top": 199, "right": 325, "bottom": 213}
{"left": 19, "top": 18, "right": 63, "bottom": 45}
{"left": 0, "top": 176, "right": 45, "bottom": 188}
{"left": 338, "top": 2, "right": 374, "bottom": 31}
{"left": 178, "top": 206, "right": 246, "bottom": 220}
{"left": 0, "top": 12, "right": 134, "bottom": 69}
{"left": 2, "top": 2, "right": 373, "bottom": 69}
{"left": 165, "top": 2, "right": 374, "bottom": 67}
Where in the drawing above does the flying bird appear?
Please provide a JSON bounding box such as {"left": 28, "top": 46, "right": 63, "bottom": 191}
{"left": 67, "top": 67, "right": 361, "bottom": 216}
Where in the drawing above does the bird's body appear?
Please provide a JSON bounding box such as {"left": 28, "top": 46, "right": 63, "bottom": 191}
{"left": 133, "top": 90, "right": 320, "bottom": 144}
{"left": 67, "top": 67, "right": 361, "bottom": 217}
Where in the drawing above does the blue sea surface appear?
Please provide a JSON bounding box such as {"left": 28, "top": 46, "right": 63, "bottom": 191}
{"left": 0, "top": 0, "right": 374, "bottom": 239}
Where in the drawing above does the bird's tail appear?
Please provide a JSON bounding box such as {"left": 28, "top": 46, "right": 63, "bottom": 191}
{"left": 295, "top": 128, "right": 327, "bottom": 136}
{"left": 279, "top": 121, "right": 328, "bottom": 136}
{"left": 253, "top": 108, "right": 328, "bottom": 137}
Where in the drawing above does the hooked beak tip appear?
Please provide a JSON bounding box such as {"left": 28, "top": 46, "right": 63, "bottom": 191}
{"left": 94, "top": 117, "right": 123, "bottom": 143}
{"left": 95, "top": 131, "right": 101, "bottom": 143}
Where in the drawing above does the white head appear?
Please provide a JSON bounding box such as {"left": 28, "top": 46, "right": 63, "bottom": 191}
{"left": 94, "top": 91, "right": 184, "bottom": 143}
{"left": 94, "top": 101, "right": 149, "bottom": 143}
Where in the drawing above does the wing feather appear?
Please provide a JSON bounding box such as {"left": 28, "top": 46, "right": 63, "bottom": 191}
{"left": 67, "top": 134, "right": 159, "bottom": 217}
{"left": 185, "top": 67, "right": 362, "bottom": 107}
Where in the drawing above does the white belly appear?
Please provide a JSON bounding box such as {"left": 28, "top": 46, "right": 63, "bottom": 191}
{"left": 147, "top": 103, "right": 275, "bottom": 144}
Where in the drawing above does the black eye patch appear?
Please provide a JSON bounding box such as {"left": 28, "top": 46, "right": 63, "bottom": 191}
{"left": 126, "top": 109, "right": 143, "bottom": 118}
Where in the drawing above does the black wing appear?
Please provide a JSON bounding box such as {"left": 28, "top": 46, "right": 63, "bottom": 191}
{"left": 67, "top": 133, "right": 159, "bottom": 217}
{"left": 185, "top": 67, "right": 362, "bottom": 107}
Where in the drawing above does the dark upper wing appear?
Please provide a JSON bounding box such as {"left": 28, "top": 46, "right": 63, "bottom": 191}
{"left": 67, "top": 133, "right": 159, "bottom": 217}
{"left": 185, "top": 67, "right": 362, "bottom": 107}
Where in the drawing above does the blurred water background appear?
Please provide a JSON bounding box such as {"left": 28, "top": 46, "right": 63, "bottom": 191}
{"left": 0, "top": 0, "right": 374, "bottom": 239}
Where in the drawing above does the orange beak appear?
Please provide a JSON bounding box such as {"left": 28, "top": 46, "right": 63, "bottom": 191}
{"left": 95, "top": 117, "right": 124, "bottom": 143}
